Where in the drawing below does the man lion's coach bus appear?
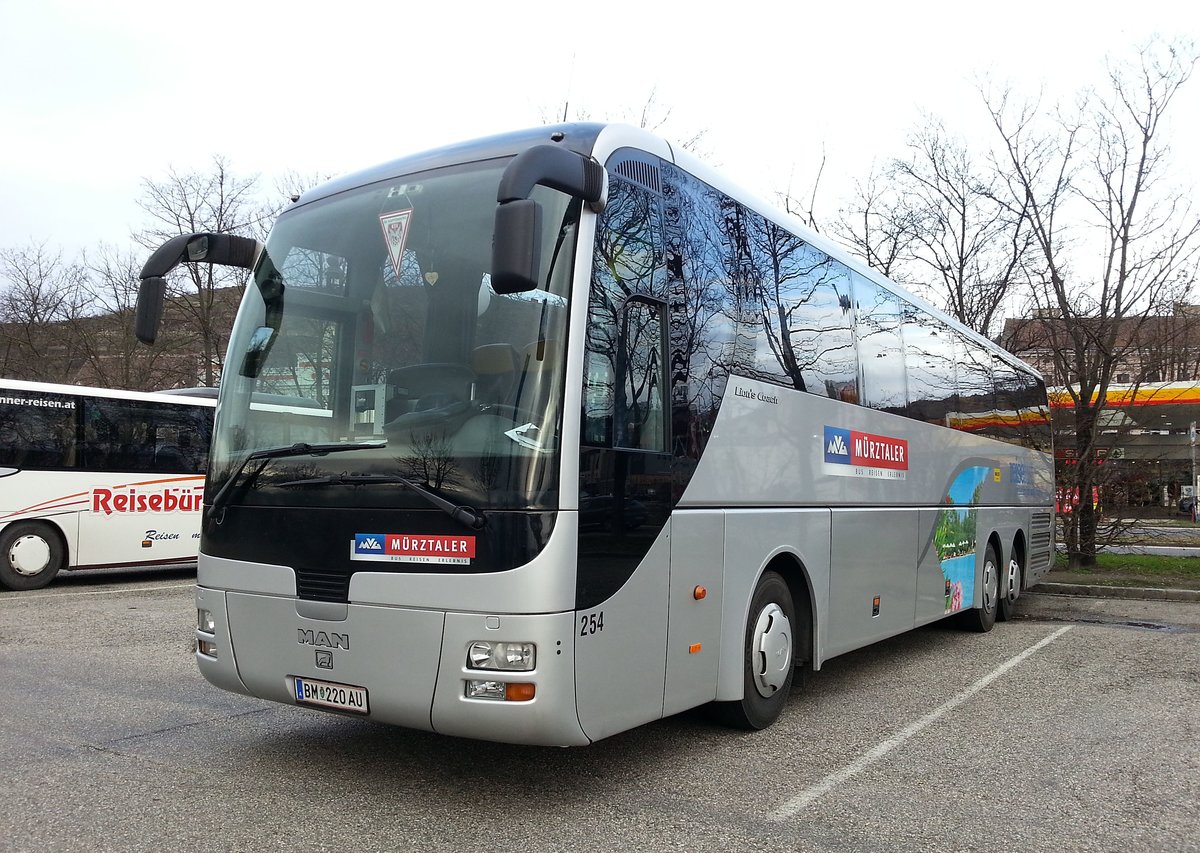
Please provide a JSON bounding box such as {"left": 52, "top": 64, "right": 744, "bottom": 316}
{"left": 0, "top": 378, "right": 215, "bottom": 590}
{"left": 134, "top": 124, "right": 1054, "bottom": 745}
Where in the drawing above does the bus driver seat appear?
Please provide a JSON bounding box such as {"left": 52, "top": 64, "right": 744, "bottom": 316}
{"left": 383, "top": 363, "right": 477, "bottom": 432}
{"left": 469, "top": 343, "right": 519, "bottom": 409}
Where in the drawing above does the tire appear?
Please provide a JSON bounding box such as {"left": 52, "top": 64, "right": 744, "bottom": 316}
{"left": 962, "top": 543, "right": 999, "bottom": 633}
{"left": 997, "top": 551, "right": 1023, "bottom": 623}
{"left": 708, "top": 571, "right": 796, "bottom": 730}
{"left": 0, "top": 521, "right": 65, "bottom": 591}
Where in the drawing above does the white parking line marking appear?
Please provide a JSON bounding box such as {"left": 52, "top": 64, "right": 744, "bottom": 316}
{"left": 0, "top": 581, "right": 194, "bottom": 602}
{"left": 770, "top": 625, "right": 1073, "bottom": 821}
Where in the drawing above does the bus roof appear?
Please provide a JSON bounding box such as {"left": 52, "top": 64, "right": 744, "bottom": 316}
{"left": 285, "top": 122, "right": 1042, "bottom": 383}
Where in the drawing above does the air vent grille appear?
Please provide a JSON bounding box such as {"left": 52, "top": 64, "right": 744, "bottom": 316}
{"left": 1029, "top": 511, "right": 1053, "bottom": 570}
{"left": 295, "top": 566, "right": 351, "bottom": 603}
{"left": 613, "top": 159, "right": 662, "bottom": 193}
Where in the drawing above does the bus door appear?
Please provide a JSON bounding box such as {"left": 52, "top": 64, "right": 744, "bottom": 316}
{"left": 575, "top": 296, "right": 675, "bottom": 740}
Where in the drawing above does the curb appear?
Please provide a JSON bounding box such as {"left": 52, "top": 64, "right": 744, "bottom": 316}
{"left": 1029, "top": 582, "right": 1200, "bottom": 602}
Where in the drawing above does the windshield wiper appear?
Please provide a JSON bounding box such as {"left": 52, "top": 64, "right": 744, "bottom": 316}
{"left": 278, "top": 472, "right": 487, "bottom": 531}
{"left": 207, "top": 442, "right": 384, "bottom": 522}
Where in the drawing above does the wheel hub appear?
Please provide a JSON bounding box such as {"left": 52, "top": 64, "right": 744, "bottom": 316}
{"left": 751, "top": 603, "right": 792, "bottom": 698}
{"left": 9, "top": 534, "right": 51, "bottom": 576}
{"left": 982, "top": 557, "right": 998, "bottom": 612}
{"left": 1005, "top": 559, "right": 1021, "bottom": 604}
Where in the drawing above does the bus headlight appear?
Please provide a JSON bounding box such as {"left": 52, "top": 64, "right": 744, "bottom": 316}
{"left": 197, "top": 608, "right": 215, "bottom": 634}
{"left": 466, "top": 641, "right": 535, "bottom": 671}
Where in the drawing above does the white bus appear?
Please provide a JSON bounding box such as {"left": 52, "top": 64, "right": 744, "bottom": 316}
{"left": 135, "top": 124, "right": 1054, "bottom": 745}
{"left": 0, "top": 378, "right": 215, "bottom": 590}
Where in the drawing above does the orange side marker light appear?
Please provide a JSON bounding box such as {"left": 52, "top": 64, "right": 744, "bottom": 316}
{"left": 505, "top": 683, "right": 536, "bottom": 702}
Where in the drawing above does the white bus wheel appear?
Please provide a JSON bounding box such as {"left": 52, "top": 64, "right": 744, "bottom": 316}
{"left": 0, "top": 522, "right": 64, "bottom": 591}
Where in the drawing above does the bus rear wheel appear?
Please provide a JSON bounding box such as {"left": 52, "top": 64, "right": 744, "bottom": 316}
{"left": 709, "top": 570, "right": 796, "bottom": 730}
{"left": 997, "top": 552, "right": 1023, "bottom": 622}
{"left": 962, "top": 543, "right": 999, "bottom": 633}
{"left": 0, "top": 522, "right": 64, "bottom": 591}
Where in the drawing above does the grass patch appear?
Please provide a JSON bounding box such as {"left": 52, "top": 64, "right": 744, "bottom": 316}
{"left": 1053, "top": 552, "right": 1200, "bottom": 585}
{"left": 1054, "top": 552, "right": 1200, "bottom": 576}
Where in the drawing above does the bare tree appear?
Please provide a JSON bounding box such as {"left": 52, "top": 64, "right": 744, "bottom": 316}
{"left": 780, "top": 148, "right": 827, "bottom": 233}
{"left": 136, "top": 156, "right": 273, "bottom": 386}
{"left": 70, "top": 244, "right": 199, "bottom": 390}
{"left": 831, "top": 165, "right": 922, "bottom": 282}
{"left": 0, "top": 242, "right": 87, "bottom": 381}
{"left": 989, "top": 39, "right": 1200, "bottom": 566}
{"left": 892, "top": 117, "right": 1035, "bottom": 338}
{"left": 833, "top": 119, "right": 1034, "bottom": 339}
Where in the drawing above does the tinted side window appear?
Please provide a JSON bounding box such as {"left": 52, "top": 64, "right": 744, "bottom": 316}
{"left": 993, "top": 361, "right": 1052, "bottom": 452}
{"left": 853, "top": 273, "right": 907, "bottom": 413}
{"left": 615, "top": 299, "right": 668, "bottom": 453}
{"left": 738, "top": 212, "right": 858, "bottom": 400}
{"left": 901, "top": 307, "right": 957, "bottom": 425}
{"left": 1023, "top": 375, "right": 1052, "bottom": 452}
{"left": 660, "top": 163, "right": 736, "bottom": 464}
{"left": 0, "top": 390, "right": 78, "bottom": 469}
{"left": 584, "top": 176, "right": 667, "bottom": 446}
{"left": 82, "top": 399, "right": 211, "bottom": 473}
{"left": 954, "top": 333, "right": 995, "bottom": 432}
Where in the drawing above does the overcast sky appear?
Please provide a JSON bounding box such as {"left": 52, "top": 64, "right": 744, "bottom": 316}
{"left": 1, "top": 0, "right": 1197, "bottom": 259}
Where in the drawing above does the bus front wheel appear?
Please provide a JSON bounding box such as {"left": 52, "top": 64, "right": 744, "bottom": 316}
{"left": 0, "top": 522, "right": 64, "bottom": 591}
{"left": 709, "top": 570, "right": 796, "bottom": 730}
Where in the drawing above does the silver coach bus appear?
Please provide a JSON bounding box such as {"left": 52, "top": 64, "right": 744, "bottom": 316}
{"left": 135, "top": 123, "right": 1054, "bottom": 745}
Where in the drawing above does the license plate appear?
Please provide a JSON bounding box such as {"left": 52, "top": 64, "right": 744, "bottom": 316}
{"left": 292, "top": 676, "right": 369, "bottom": 714}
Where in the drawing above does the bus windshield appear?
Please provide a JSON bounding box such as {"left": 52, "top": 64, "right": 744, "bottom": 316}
{"left": 211, "top": 159, "right": 580, "bottom": 512}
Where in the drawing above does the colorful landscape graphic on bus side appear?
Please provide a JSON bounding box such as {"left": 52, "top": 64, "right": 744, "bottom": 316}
{"left": 935, "top": 467, "right": 990, "bottom": 614}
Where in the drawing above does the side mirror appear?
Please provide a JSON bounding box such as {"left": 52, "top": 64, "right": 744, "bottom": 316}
{"left": 491, "top": 144, "right": 606, "bottom": 294}
{"left": 134, "top": 276, "right": 167, "bottom": 344}
{"left": 135, "top": 232, "right": 262, "bottom": 344}
{"left": 491, "top": 200, "right": 542, "bottom": 294}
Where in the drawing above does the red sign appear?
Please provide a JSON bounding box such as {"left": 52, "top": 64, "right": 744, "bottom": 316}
{"left": 849, "top": 431, "right": 909, "bottom": 471}
{"left": 1055, "top": 486, "right": 1099, "bottom": 513}
{"left": 92, "top": 484, "right": 204, "bottom": 515}
{"left": 386, "top": 534, "right": 476, "bottom": 559}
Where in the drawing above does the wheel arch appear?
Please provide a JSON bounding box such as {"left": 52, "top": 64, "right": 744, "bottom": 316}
{"left": 0, "top": 516, "right": 71, "bottom": 563}
{"left": 763, "top": 551, "right": 816, "bottom": 670}
{"left": 715, "top": 547, "right": 819, "bottom": 702}
{"left": 0, "top": 516, "right": 71, "bottom": 591}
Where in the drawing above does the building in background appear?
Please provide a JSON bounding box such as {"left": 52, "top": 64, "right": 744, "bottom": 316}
{"left": 1004, "top": 305, "right": 1200, "bottom": 515}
